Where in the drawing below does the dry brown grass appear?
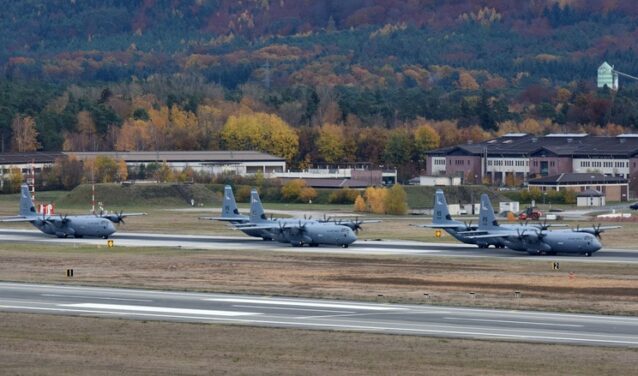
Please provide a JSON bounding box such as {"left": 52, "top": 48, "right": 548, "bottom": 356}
{"left": 1, "top": 312, "right": 636, "bottom": 376}
{"left": 1, "top": 244, "right": 637, "bottom": 315}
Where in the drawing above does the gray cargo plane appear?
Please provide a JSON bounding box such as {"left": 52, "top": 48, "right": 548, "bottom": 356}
{"left": 465, "top": 194, "right": 620, "bottom": 256}
{"left": 234, "top": 189, "right": 357, "bottom": 247}
{"left": 0, "top": 184, "right": 145, "bottom": 238}
{"left": 204, "top": 185, "right": 370, "bottom": 242}
{"left": 418, "top": 190, "right": 566, "bottom": 249}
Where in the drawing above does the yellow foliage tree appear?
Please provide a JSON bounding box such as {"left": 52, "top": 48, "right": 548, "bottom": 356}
{"left": 317, "top": 123, "right": 345, "bottom": 163}
{"left": 11, "top": 115, "right": 40, "bottom": 152}
{"left": 116, "top": 119, "right": 151, "bottom": 151}
{"left": 457, "top": 71, "right": 479, "bottom": 90}
{"left": 353, "top": 195, "right": 366, "bottom": 213}
{"left": 281, "top": 179, "right": 307, "bottom": 202}
{"left": 364, "top": 187, "right": 387, "bottom": 214}
{"left": 221, "top": 112, "right": 299, "bottom": 161}
{"left": 384, "top": 184, "right": 408, "bottom": 215}
{"left": 169, "top": 106, "right": 201, "bottom": 150}
{"left": 299, "top": 187, "right": 318, "bottom": 203}
{"left": 155, "top": 162, "right": 175, "bottom": 183}
{"left": 413, "top": 121, "right": 441, "bottom": 165}
{"left": 117, "top": 159, "right": 128, "bottom": 181}
{"left": 94, "top": 156, "right": 119, "bottom": 183}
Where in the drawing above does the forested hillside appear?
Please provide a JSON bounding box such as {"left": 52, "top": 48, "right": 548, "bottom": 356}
{"left": 2, "top": 0, "right": 638, "bottom": 178}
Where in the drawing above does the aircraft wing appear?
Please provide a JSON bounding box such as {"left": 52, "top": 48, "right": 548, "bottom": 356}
{"left": 572, "top": 225, "right": 622, "bottom": 234}
{"left": 119, "top": 212, "right": 147, "bottom": 217}
{"left": 466, "top": 233, "right": 513, "bottom": 239}
{"left": 199, "top": 216, "right": 250, "bottom": 222}
{"left": 0, "top": 216, "right": 34, "bottom": 222}
{"left": 231, "top": 224, "right": 281, "bottom": 231}
{"left": 412, "top": 224, "right": 469, "bottom": 229}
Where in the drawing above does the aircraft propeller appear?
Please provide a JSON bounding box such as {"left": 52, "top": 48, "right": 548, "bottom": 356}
{"left": 592, "top": 223, "right": 604, "bottom": 239}
{"left": 463, "top": 220, "right": 473, "bottom": 231}
{"left": 351, "top": 217, "right": 364, "bottom": 234}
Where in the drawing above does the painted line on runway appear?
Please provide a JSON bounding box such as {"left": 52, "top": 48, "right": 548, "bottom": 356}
{"left": 231, "top": 304, "right": 354, "bottom": 314}
{"left": 41, "top": 294, "right": 152, "bottom": 302}
{"left": 443, "top": 317, "right": 584, "bottom": 328}
{"left": 1, "top": 304, "right": 636, "bottom": 346}
{"left": 204, "top": 298, "right": 404, "bottom": 311}
{"left": 60, "top": 303, "right": 260, "bottom": 317}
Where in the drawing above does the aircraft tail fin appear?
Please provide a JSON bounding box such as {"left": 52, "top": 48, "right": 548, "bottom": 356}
{"left": 432, "top": 189, "right": 456, "bottom": 225}
{"left": 478, "top": 194, "right": 499, "bottom": 230}
{"left": 250, "top": 188, "right": 268, "bottom": 223}
{"left": 19, "top": 184, "right": 37, "bottom": 218}
{"left": 220, "top": 185, "right": 243, "bottom": 219}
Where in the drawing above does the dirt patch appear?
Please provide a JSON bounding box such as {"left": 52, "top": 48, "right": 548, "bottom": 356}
{"left": 1, "top": 312, "right": 637, "bottom": 376}
{"left": 330, "top": 276, "right": 638, "bottom": 296}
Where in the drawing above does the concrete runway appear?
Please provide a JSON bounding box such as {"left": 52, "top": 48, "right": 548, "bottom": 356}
{"left": 1, "top": 282, "right": 637, "bottom": 347}
{"left": 1, "top": 229, "right": 638, "bottom": 263}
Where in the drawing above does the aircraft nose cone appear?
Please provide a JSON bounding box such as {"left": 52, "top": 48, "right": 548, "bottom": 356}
{"left": 592, "top": 237, "right": 602, "bottom": 252}
{"left": 348, "top": 229, "right": 357, "bottom": 244}
{"left": 108, "top": 221, "right": 116, "bottom": 234}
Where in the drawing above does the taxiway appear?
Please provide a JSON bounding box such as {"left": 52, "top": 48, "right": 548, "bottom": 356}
{"left": 0, "top": 229, "right": 637, "bottom": 262}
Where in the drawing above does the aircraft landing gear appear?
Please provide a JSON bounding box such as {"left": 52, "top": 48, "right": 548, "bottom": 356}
{"left": 583, "top": 252, "right": 592, "bottom": 257}
{"left": 341, "top": 244, "right": 349, "bottom": 248}
{"left": 262, "top": 237, "right": 272, "bottom": 241}
{"left": 308, "top": 243, "right": 319, "bottom": 247}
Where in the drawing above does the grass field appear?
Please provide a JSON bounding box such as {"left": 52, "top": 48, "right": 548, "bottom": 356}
{"left": 1, "top": 312, "right": 636, "bottom": 376}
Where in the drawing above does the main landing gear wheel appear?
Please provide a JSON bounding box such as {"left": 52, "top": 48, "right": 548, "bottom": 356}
{"left": 341, "top": 244, "right": 349, "bottom": 248}
{"left": 262, "top": 237, "right": 272, "bottom": 241}
{"left": 584, "top": 252, "right": 592, "bottom": 257}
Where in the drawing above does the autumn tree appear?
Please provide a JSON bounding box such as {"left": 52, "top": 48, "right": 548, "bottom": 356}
{"left": 169, "top": 105, "right": 201, "bottom": 150}
{"left": 317, "top": 123, "right": 345, "bottom": 163}
{"left": 11, "top": 115, "right": 40, "bottom": 152}
{"left": 364, "top": 187, "right": 387, "bottom": 214}
{"left": 413, "top": 121, "right": 441, "bottom": 169}
{"left": 221, "top": 112, "right": 299, "bottom": 161}
{"left": 155, "top": 161, "right": 175, "bottom": 183}
{"left": 279, "top": 179, "right": 317, "bottom": 203}
{"left": 353, "top": 195, "right": 366, "bottom": 212}
{"left": 383, "top": 184, "right": 408, "bottom": 215}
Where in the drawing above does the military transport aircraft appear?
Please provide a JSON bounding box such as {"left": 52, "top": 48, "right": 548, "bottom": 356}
{"left": 233, "top": 189, "right": 358, "bottom": 247}
{"left": 464, "top": 194, "right": 620, "bottom": 256}
{"left": 204, "top": 185, "right": 371, "bottom": 242}
{"left": 0, "top": 184, "right": 145, "bottom": 239}
{"left": 417, "top": 189, "right": 571, "bottom": 250}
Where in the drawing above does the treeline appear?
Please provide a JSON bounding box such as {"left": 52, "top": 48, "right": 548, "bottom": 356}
{"left": 6, "top": 78, "right": 638, "bottom": 179}
{"left": 4, "top": 1, "right": 638, "bottom": 181}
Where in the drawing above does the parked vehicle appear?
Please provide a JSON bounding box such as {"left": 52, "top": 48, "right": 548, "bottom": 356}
{"left": 518, "top": 206, "right": 543, "bottom": 220}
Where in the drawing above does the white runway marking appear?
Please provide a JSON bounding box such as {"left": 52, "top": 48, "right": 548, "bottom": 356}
{"left": 443, "top": 317, "right": 584, "bottom": 328}
{"left": 231, "top": 304, "right": 354, "bottom": 314}
{"left": 61, "top": 303, "right": 259, "bottom": 317}
{"left": 205, "top": 298, "right": 404, "bottom": 311}
{"left": 42, "top": 294, "right": 152, "bottom": 302}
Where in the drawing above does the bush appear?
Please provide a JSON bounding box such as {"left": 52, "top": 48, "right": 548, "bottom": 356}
{"left": 328, "top": 188, "right": 360, "bottom": 204}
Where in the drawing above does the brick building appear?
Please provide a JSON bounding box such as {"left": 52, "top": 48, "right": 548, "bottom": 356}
{"left": 426, "top": 133, "right": 638, "bottom": 197}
